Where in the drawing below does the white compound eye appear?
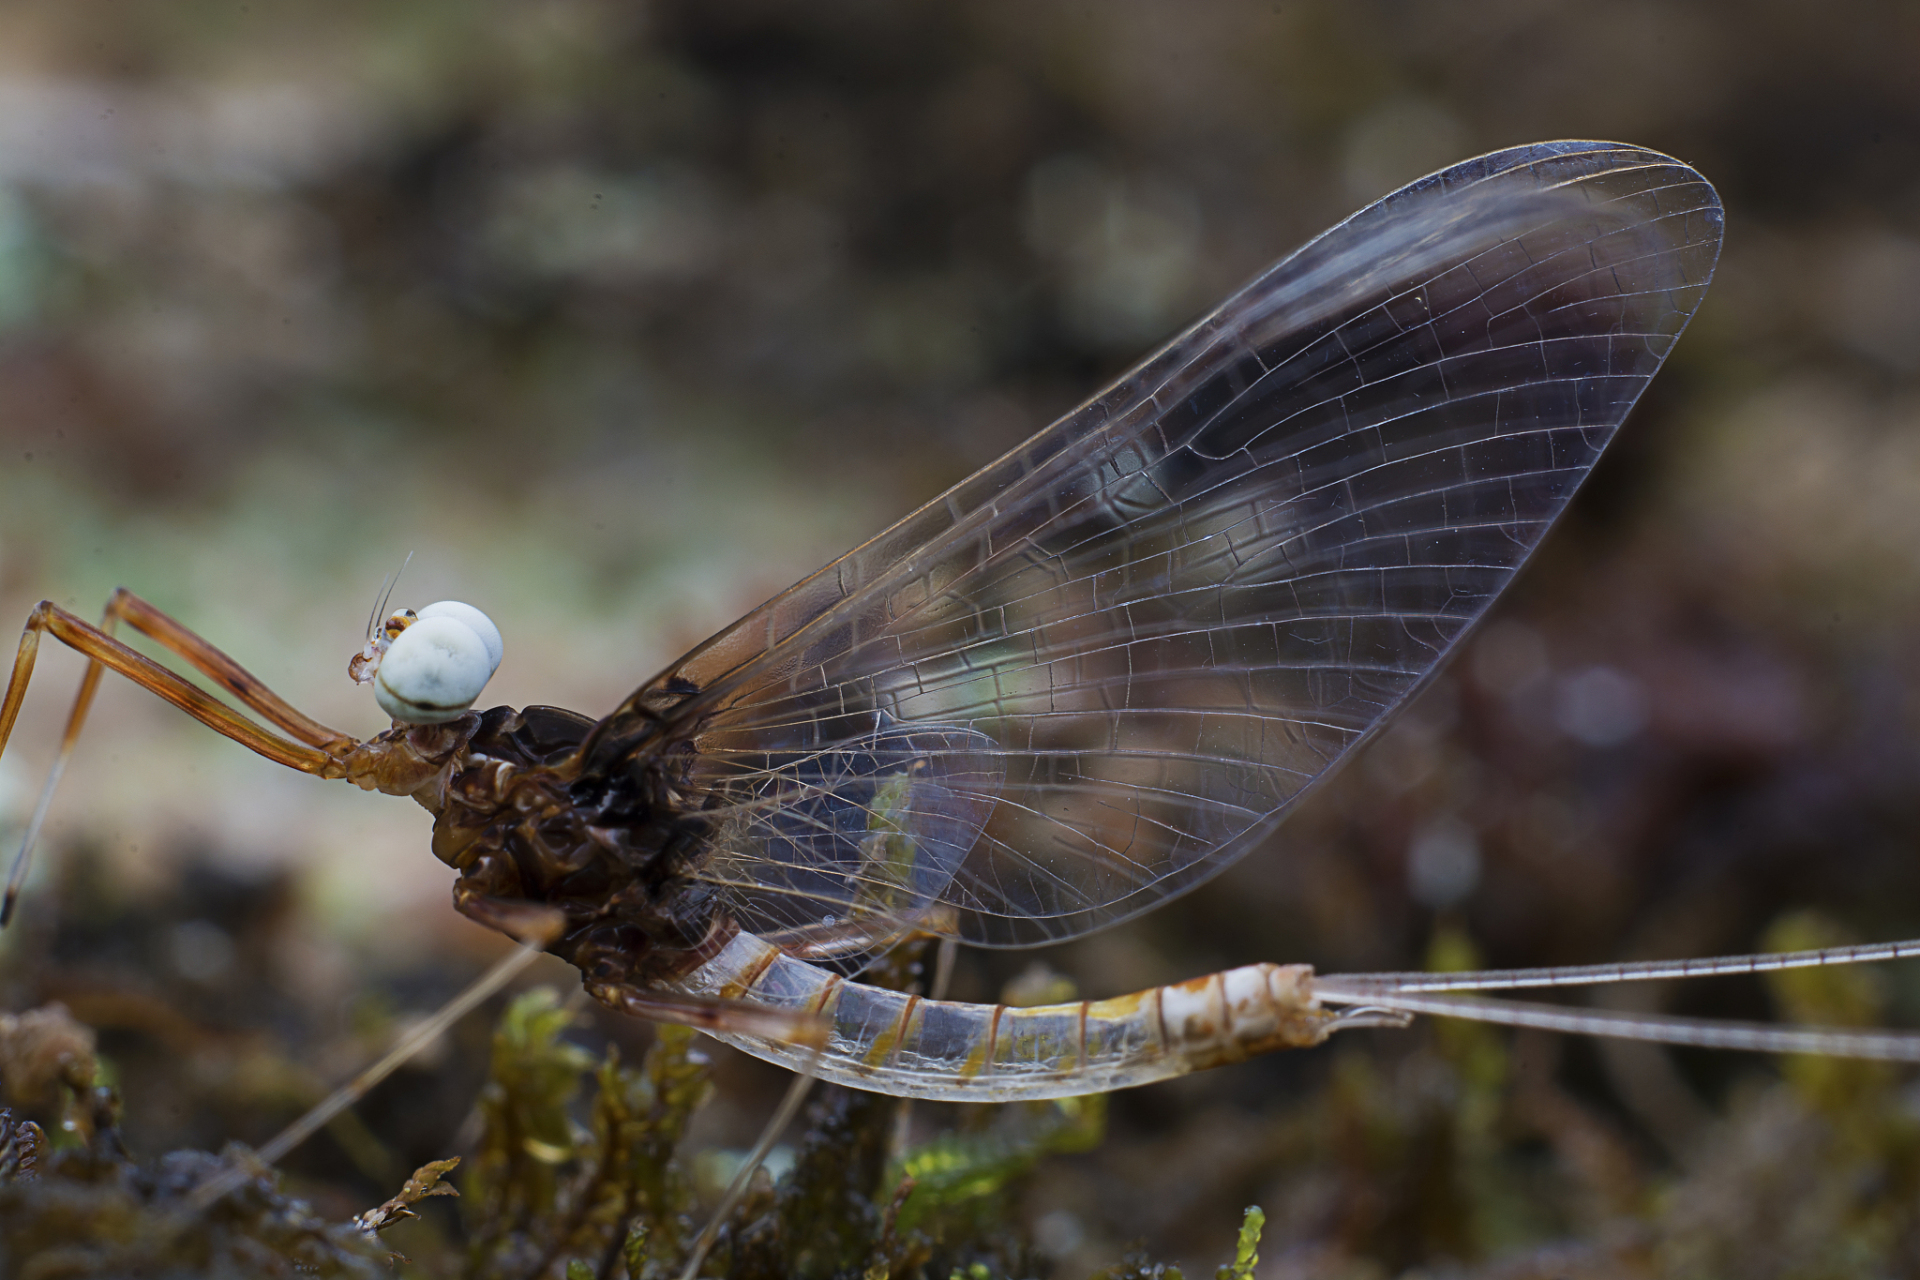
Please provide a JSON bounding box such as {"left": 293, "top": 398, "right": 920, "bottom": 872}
{"left": 373, "top": 601, "right": 504, "bottom": 724}
{"left": 415, "top": 600, "right": 503, "bottom": 673}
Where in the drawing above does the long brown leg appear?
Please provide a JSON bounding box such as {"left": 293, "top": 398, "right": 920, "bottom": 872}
{"left": 589, "top": 982, "right": 830, "bottom": 1046}
{"left": 0, "top": 598, "right": 355, "bottom": 923}
{"left": 98, "top": 589, "right": 354, "bottom": 750}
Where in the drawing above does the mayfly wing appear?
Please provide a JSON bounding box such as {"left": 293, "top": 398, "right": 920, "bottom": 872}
{"left": 691, "top": 717, "right": 1002, "bottom": 958}
{"left": 586, "top": 141, "right": 1723, "bottom": 949}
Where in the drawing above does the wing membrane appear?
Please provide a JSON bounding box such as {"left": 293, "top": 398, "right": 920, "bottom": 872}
{"left": 594, "top": 141, "right": 1723, "bottom": 947}
{"left": 692, "top": 718, "right": 1002, "bottom": 957}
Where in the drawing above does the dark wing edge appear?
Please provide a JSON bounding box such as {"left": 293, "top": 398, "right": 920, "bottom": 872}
{"left": 588, "top": 140, "right": 1724, "bottom": 948}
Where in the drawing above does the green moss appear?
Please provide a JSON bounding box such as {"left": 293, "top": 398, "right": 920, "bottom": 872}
{"left": 438, "top": 976, "right": 1112, "bottom": 1278}
{"left": 888, "top": 1093, "right": 1105, "bottom": 1238}
{"left": 1215, "top": 1206, "right": 1263, "bottom": 1280}
{"left": 462, "top": 991, "right": 714, "bottom": 1279}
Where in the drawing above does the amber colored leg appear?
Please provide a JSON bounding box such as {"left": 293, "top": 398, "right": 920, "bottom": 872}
{"left": 0, "top": 599, "right": 355, "bottom": 923}
{"left": 100, "top": 589, "right": 353, "bottom": 751}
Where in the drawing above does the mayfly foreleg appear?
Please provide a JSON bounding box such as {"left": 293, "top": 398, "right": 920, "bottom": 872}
{"left": 95, "top": 588, "right": 353, "bottom": 750}
{"left": 0, "top": 597, "right": 356, "bottom": 924}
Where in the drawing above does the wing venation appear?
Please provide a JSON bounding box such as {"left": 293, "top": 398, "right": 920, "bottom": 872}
{"left": 590, "top": 141, "right": 1723, "bottom": 948}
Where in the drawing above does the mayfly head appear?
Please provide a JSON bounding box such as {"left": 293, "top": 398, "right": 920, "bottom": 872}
{"left": 349, "top": 600, "right": 504, "bottom": 724}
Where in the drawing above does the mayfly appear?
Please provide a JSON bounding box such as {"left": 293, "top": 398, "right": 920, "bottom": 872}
{"left": 6, "top": 141, "right": 1915, "bottom": 1126}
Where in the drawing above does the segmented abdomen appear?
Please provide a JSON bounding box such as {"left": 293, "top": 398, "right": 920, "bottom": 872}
{"left": 670, "top": 932, "right": 1336, "bottom": 1102}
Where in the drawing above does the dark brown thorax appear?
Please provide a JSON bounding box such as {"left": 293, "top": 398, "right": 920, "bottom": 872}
{"left": 341, "top": 703, "right": 731, "bottom": 992}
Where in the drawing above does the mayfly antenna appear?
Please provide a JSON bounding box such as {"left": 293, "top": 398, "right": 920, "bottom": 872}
{"left": 365, "top": 552, "right": 413, "bottom": 644}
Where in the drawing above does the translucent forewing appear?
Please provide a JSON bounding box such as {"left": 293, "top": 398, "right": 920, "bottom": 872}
{"left": 587, "top": 142, "right": 1723, "bottom": 948}
{"left": 693, "top": 719, "right": 1003, "bottom": 955}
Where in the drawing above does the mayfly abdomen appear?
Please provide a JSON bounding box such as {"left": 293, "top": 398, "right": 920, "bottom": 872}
{"left": 672, "top": 930, "right": 1352, "bottom": 1102}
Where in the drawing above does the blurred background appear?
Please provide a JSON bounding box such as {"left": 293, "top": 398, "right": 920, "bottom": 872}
{"left": 3, "top": 0, "right": 1920, "bottom": 1275}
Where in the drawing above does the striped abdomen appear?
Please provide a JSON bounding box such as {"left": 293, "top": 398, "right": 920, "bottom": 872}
{"left": 668, "top": 931, "right": 1338, "bottom": 1102}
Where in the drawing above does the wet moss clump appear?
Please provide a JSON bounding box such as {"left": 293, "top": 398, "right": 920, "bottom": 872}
{"left": 459, "top": 989, "right": 711, "bottom": 1278}
{"left": 446, "top": 990, "right": 1255, "bottom": 1279}
{"left": 453, "top": 942, "right": 1107, "bottom": 1278}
